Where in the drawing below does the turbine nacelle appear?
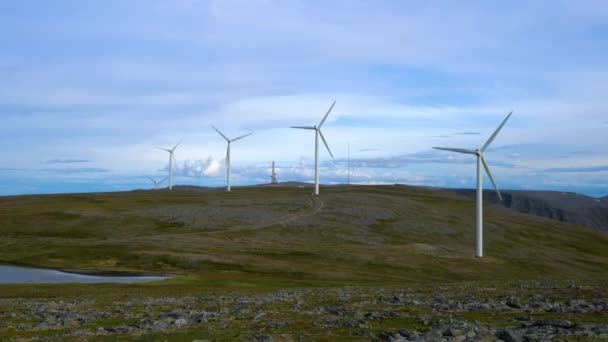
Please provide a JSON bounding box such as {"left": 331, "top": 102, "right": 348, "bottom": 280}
{"left": 433, "top": 111, "right": 512, "bottom": 202}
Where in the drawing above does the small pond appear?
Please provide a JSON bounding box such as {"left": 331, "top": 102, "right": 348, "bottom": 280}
{"left": 0, "top": 265, "right": 171, "bottom": 284}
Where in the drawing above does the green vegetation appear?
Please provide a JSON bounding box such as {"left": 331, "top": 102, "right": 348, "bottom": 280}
{"left": 1, "top": 185, "right": 607, "bottom": 284}
{"left": 1, "top": 185, "right": 607, "bottom": 340}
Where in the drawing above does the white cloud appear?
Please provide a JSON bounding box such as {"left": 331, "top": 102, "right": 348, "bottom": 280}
{"left": 204, "top": 159, "right": 222, "bottom": 177}
{"left": 177, "top": 157, "right": 224, "bottom": 178}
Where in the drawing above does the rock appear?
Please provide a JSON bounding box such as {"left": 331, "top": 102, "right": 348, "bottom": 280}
{"left": 397, "top": 329, "right": 419, "bottom": 339}
{"left": 364, "top": 312, "right": 382, "bottom": 320}
{"left": 444, "top": 327, "right": 464, "bottom": 337}
{"left": 167, "top": 311, "right": 184, "bottom": 319}
{"left": 111, "top": 325, "right": 132, "bottom": 333}
{"left": 194, "top": 311, "right": 216, "bottom": 323}
{"left": 592, "top": 325, "right": 608, "bottom": 335}
{"left": 379, "top": 331, "right": 406, "bottom": 341}
{"left": 422, "top": 326, "right": 445, "bottom": 340}
{"left": 496, "top": 329, "right": 524, "bottom": 342}
{"left": 531, "top": 319, "right": 575, "bottom": 329}
{"left": 506, "top": 300, "right": 522, "bottom": 309}
{"left": 173, "top": 318, "right": 188, "bottom": 328}
{"left": 339, "top": 319, "right": 367, "bottom": 328}
{"left": 254, "top": 312, "right": 267, "bottom": 321}
{"left": 151, "top": 320, "right": 169, "bottom": 331}
{"left": 323, "top": 306, "right": 350, "bottom": 317}
{"left": 249, "top": 334, "right": 273, "bottom": 342}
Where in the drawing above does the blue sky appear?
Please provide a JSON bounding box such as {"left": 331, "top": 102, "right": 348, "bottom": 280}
{"left": 1, "top": 0, "right": 608, "bottom": 197}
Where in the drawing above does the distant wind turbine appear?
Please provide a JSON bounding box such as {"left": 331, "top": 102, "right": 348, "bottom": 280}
{"left": 156, "top": 141, "right": 181, "bottom": 190}
{"left": 291, "top": 101, "right": 336, "bottom": 195}
{"left": 271, "top": 161, "right": 278, "bottom": 184}
{"left": 433, "top": 111, "right": 513, "bottom": 258}
{"left": 147, "top": 176, "right": 168, "bottom": 190}
{"left": 347, "top": 142, "right": 350, "bottom": 185}
{"left": 212, "top": 126, "right": 253, "bottom": 192}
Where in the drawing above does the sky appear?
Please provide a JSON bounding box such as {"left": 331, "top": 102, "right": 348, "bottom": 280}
{"left": 1, "top": 0, "right": 608, "bottom": 197}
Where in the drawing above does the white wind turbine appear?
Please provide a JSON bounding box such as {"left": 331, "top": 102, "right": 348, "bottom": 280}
{"left": 212, "top": 126, "right": 253, "bottom": 192}
{"left": 433, "top": 111, "right": 513, "bottom": 258}
{"left": 291, "top": 101, "right": 336, "bottom": 196}
{"left": 271, "top": 161, "right": 278, "bottom": 184}
{"left": 156, "top": 142, "right": 180, "bottom": 190}
{"left": 147, "top": 176, "right": 168, "bottom": 190}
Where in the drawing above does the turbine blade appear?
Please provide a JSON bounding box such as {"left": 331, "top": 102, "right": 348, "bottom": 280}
{"left": 290, "top": 126, "right": 316, "bottom": 130}
{"left": 319, "top": 130, "right": 334, "bottom": 158}
{"left": 212, "top": 125, "right": 229, "bottom": 141}
{"left": 481, "top": 111, "right": 513, "bottom": 152}
{"left": 481, "top": 156, "right": 502, "bottom": 201}
{"left": 160, "top": 177, "right": 168, "bottom": 184}
{"left": 433, "top": 147, "right": 477, "bottom": 155}
{"left": 231, "top": 132, "right": 253, "bottom": 142}
{"left": 172, "top": 153, "right": 178, "bottom": 170}
{"left": 225, "top": 147, "right": 229, "bottom": 165}
{"left": 155, "top": 147, "right": 170, "bottom": 152}
{"left": 172, "top": 140, "right": 182, "bottom": 151}
{"left": 318, "top": 100, "right": 336, "bottom": 127}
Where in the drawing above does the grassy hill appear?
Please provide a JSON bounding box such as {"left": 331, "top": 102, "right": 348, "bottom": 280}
{"left": 1, "top": 184, "right": 607, "bottom": 286}
{"left": 1, "top": 185, "right": 608, "bottom": 341}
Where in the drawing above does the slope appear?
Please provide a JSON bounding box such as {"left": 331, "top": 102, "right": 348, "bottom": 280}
{"left": 450, "top": 189, "right": 608, "bottom": 230}
{"left": 0, "top": 185, "right": 607, "bottom": 286}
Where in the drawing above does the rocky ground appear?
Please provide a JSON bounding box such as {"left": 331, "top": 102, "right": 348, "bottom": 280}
{"left": 0, "top": 282, "right": 607, "bottom": 341}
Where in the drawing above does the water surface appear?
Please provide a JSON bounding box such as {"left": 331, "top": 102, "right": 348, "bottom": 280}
{"left": 0, "top": 265, "right": 170, "bottom": 284}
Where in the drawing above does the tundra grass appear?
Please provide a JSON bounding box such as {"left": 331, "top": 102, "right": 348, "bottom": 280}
{"left": 0, "top": 185, "right": 607, "bottom": 340}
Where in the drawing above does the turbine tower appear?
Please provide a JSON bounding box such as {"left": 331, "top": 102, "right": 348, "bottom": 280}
{"left": 347, "top": 142, "right": 350, "bottom": 185}
{"left": 291, "top": 101, "right": 336, "bottom": 195}
{"left": 212, "top": 126, "right": 253, "bottom": 192}
{"left": 433, "top": 111, "right": 513, "bottom": 258}
{"left": 271, "top": 161, "right": 278, "bottom": 184}
{"left": 147, "top": 176, "right": 168, "bottom": 190}
{"left": 156, "top": 142, "right": 180, "bottom": 190}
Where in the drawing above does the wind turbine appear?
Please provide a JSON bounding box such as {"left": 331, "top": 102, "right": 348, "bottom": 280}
{"left": 156, "top": 142, "right": 180, "bottom": 190}
{"left": 433, "top": 111, "right": 513, "bottom": 258}
{"left": 271, "top": 161, "right": 278, "bottom": 184}
{"left": 147, "top": 176, "right": 168, "bottom": 190}
{"left": 347, "top": 142, "right": 350, "bottom": 185}
{"left": 291, "top": 101, "right": 336, "bottom": 195}
{"left": 212, "top": 126, "right": 253, "bottom": 192}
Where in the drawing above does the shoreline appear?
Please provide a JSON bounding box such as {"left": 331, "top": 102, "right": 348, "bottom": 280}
{"left": 0, "top": 262, "right": 175, "bottom": 279}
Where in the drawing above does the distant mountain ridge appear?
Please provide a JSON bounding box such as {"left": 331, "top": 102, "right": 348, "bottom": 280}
{"left": 449, "top": 189, "right": 608, "bottom": 231}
